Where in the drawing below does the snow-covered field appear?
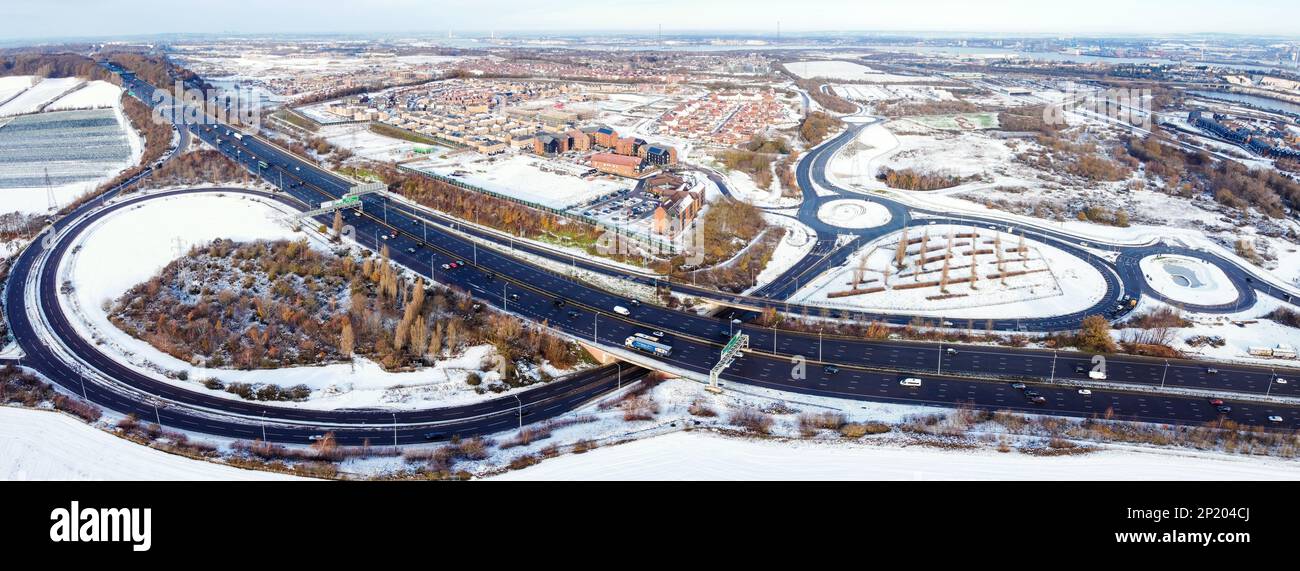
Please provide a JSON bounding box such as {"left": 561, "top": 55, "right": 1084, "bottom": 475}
{"left": 0, "top": 107, "right": 139, "bottom": 215}
{"left": 319, "top": 122, "right": 445, "bottom": 162}
{"left": 43, "top": 80, "right": 123, "bottom": 111}
{"left": 0, "top": 76, "right": 82, "bottom": 116}
{"left": 493, "top": 430, "right": 1300, "bottom": 480}
{"left": 0, "top": 75, "right": 38, "bottom": 106}
{"left": 408, "top": 153, "right": 630, "bottom": 210}
{"left": 835, "top": 83, "right": 957, "bottom": 103}
{"left": 59, "top": 191, "right": 538, "bottom": 411}
{"left": 0, "top": 407, "right": 303, "bottom": 480}
{"left": 787, "top": 60, "right": 936, "bottom": 84}
{"left": 791, "top": 224, "right": 1107, "bottom": 319}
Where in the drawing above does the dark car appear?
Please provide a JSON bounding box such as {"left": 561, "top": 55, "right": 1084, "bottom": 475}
{"left": 1029, "top": 396, "right": 1048, "bottom": 405}
{"left": 1023, "top": 390, "right": 1041, "bottom": 399}
{"left": 566, "top": 310, "right": 580, "bottom": 319}
{"left": 508, "top": 293, "right": 520, "bottom": 301}
{"left": 824, "top": 365, "right": 840, "bottom": 374}
{"left": 423, "top": 432, "right": 446, "bottom": 441}
{"left": 1216, "top": 405, "right": 1232, "bottom": 414}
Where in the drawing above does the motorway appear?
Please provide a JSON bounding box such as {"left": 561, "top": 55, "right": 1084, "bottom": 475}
{"left": 4, "top": 67, "right": 1300, "bottom": 444}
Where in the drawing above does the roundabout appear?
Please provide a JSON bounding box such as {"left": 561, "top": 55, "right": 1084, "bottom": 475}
{"left": 1139, "top": 254, "right": 1239, "bottom": 307}
{"left": 816, "top": 199, "right": 893, "bottom": 229}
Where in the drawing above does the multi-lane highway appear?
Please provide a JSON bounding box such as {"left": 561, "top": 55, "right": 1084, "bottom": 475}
{"left": 5, "top": 66, "right": 1300, "bottom": 444}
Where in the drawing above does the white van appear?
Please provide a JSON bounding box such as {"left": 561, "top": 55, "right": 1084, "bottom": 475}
{"left": 899, "top": 378, "right": 923, "bottom": 387}
{"left": 613, "top": 306, "right": 630, "bottom": 316}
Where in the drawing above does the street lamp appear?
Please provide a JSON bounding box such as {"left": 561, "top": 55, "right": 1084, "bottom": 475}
{"left": 512, "top": 394, "right": 523, "bottom": 429}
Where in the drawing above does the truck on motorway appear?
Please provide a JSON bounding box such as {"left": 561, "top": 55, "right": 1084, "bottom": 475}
{"left": 625, "top": 333, "right": 672, "bottom": 357}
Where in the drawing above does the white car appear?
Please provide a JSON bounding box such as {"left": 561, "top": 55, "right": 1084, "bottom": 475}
{"left": 613, "top": 306, "right": 630, "bottom": 316}
{"left": 1268, "top": 415, "right": 1285, "bottom": 423}
{"left": 899, "top": 378, "right": 923, "bottom": 387}
{"left": 1077, "top": 389, "right": 1092, "bottom": 395}
{"left": 1276, "top": 378, "right": 1289, "bottom": 385}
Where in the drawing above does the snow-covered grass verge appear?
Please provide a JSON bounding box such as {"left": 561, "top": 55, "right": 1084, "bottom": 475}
{"left": 0, "top": 407, "right": 304, "bottom": 480}
{"left": 491, "top": 429, "right": 1300, "bottom": 480}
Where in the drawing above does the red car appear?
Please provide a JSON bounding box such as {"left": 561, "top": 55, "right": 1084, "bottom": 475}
{"left": 1208, "top": 398, "right": 1225, "bottom": 406}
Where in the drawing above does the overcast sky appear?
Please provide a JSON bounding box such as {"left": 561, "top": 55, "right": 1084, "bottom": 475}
{"left": 4, "top": 0, "right": 1298, "bottom": 41}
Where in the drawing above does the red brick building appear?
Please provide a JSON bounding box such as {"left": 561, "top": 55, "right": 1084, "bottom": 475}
{"left": 590, "top": 153, "right": 645, "bottom": 178}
